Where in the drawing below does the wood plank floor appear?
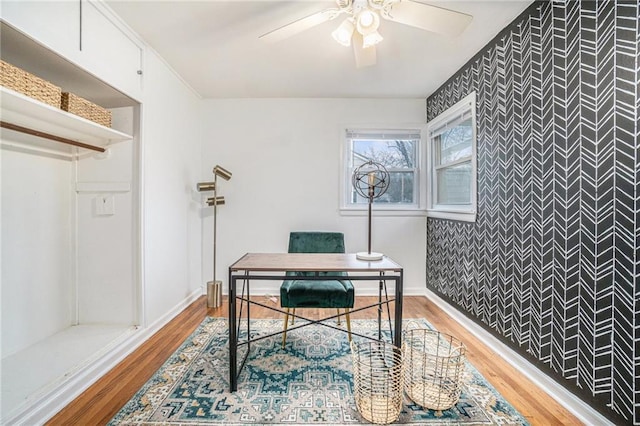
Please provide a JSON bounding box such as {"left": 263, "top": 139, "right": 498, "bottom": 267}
{"left": 48, "top": 295, "right": 582, "bottom": 425}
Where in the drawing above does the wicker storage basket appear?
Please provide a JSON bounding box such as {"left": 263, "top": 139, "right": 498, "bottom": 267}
{"left": 350, "top": 341, "right": 403, "bottom": 425}
{"left": 61, "top": 92, "right": 112, "bottom": 128}
{"left": 0, "top": 60, "right": 62, "bottom": 108}
{"left": 403, "top": 329, "right": 466, "bottom": 411}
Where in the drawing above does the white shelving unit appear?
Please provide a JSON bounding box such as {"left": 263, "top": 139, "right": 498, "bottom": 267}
{"left": 1, "top": 85, "right": 138, "bottom": 422}
{"left": 0, "top": 86, "right": 132, "bottom": 156}
{"left": 1, "top": 19, "right": 140, "bottom": 424}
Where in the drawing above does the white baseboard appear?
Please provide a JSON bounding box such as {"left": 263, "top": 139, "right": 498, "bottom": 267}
{"left": 4, "top": 289, "right": 203, "bottom": 426}
{"left": 145, "top": 288, "right": 203, "bottom": 334}
{"left": 425, "top": 289, "right": 614, "bottom": 426}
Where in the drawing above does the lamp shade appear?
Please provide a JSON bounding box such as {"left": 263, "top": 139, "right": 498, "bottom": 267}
{"left": 213, "top": 165, "right": 232, "bottom": 180}
{"left": 332, "top": 18, "right": 355, "bottom": 47}
{"left": 206, "top": 196, "right": 226, "bottom": 206}
{"left": 197, "top": 181, "right": 216, "bottom": 192}
{"left": 355, "top": 9, "right": 380, "bottom": 35}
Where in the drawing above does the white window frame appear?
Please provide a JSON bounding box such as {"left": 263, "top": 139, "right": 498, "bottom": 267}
{"left": 340, "top": 125, "right": 427, "bottom": 216}
{"left": 426, "top": 92, "right": 477, "bottom": 222}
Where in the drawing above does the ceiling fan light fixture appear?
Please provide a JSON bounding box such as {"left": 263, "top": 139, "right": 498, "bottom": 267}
{"left": 355, "top": 9, "right": 380, "bottom": 35}
{"left": 332, "top": 18, "right": 355, "bottom": 47}
{"left": 259, "top": 0, "right": 473, "bottom": 69}
{"left": 362, "top": 30, "right": 383, "bottom": 48}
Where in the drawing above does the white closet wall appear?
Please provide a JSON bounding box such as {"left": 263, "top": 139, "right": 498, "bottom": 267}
{"left": 1, "top": 146, "right": 74, "bottom": 357}
{"left": 76, "top": 107, "right": 137, "bottom": 325}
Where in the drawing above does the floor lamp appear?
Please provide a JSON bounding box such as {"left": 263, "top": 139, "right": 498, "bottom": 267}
{"left": 352, "top": 160, "right": 389, "bottom": 261}
{"left": 197, "top": 164, "right": 232, "bottom": 307}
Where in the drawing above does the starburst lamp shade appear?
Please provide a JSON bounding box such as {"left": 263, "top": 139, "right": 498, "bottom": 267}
{"left": 352, "top": 160, "right": 389, "bottom": 261}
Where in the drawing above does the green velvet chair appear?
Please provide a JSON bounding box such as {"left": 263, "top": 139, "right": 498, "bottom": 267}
{"left": 280, "top": 231, "right": 354, "bottom": 347}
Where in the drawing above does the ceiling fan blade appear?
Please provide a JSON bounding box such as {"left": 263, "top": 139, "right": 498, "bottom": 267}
{"left": 352, "top": 33, "right": 377, "bottom": 68}
{"left": 259, "top": 8, "right": 340, "bottom": 43}
{"left": 386, "top": 0, "right": 472, "bottom": 37}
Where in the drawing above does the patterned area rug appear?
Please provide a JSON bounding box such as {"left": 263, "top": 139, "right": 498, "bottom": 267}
{"left": 110, "top": 318, "right": 528, "bottom": 425}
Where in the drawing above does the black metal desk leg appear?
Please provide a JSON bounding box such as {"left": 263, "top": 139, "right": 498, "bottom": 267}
{"left": 246, "top": 278, "right": 250, "bottom": 355}
{"left": 394, "top": 271, "right": 403, "bottom": 348}
{"left": 229, "top": 271, "right": 237, "bottom": 391}
{"left": 378, "top": 276, "right": 383, "bottom": 341}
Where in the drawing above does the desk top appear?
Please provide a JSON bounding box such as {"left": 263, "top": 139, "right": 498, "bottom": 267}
{"left": 229, "top": 253, "right": 403, "bottom": 272}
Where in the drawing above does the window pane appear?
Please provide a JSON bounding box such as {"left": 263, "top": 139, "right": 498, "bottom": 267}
{"left": 351, "top": 171, "right": 414, "bottom": 204}
{"left": 352, "top": 139, "right": 416, "bottom": 169}
{"left": 345, "top": 129, "right": 421, "bottom": 209}
{"left": 436, "top": 162, "right": 471, "bottom": 205}
{"left": 384, "top": 171, "right": 414, "bottom": 203}
{"left": 436, "top": 117, "right": 472, "bottom": 165}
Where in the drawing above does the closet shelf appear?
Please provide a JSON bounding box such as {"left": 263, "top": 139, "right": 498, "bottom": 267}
{"left": 0, "top": 86, "right": 132, "bottom": 150}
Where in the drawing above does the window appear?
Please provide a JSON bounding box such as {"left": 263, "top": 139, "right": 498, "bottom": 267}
{"left": 342, "top": 127, "right": 423, "bottom": 212}
{"left": 427, "top": 92, "right": 477, "bottom": 222}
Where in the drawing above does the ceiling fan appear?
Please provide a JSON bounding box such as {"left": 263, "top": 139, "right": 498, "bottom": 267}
{"left": 259, "top": 0, "right": 473, "bottom": 68}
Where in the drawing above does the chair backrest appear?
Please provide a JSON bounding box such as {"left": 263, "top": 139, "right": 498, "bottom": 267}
{"left": 288, "top": 232, "right": 346, "bottom": 254}
{"left": 287, "top": 232, "right": 347, "bottom": 278}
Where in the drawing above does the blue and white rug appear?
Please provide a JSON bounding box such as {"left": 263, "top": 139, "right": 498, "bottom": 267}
{"left": 109, "top": 317, "right": 528, "bottom": 425}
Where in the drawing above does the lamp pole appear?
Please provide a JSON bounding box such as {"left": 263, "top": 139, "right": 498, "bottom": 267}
{"left": 213, "top": 173, "right": 218, "bottom": 284}
{"left": 368, "top": 183, "right": 374, "bottom": 255}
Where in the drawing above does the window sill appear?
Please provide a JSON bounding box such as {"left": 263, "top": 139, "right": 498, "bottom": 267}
{"left": 426, "top": 209, "right": 476, "bottom": 222}
{"left": 340, "top": 207, "right": 428, "bottom": 217}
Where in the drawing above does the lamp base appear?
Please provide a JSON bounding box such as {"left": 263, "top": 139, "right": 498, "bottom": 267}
{"left": 207, "top": 280, "right": 223, "bottom": 308}
{"left": 356, "top": 251, "right": 384, "bottom": 261}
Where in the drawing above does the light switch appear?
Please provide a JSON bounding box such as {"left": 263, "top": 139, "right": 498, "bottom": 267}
{"left": 95, "top": 195, "right": 115, "bottom": 216}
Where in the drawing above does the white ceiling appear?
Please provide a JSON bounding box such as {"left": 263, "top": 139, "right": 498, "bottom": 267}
{"left": 107, "top": 0, "right": 533, "bottom": 99}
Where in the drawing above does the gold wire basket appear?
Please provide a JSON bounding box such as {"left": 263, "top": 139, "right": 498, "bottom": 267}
{"left": 350, "top": 340, "right": 404, "bottom": 425}
{"left": 403, "top": 329, "right": 466, "bottom": 410}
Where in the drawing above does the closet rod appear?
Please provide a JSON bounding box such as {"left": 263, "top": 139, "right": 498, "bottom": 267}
{"left": 0, "top": 121, "right": 106, "bottom": 153}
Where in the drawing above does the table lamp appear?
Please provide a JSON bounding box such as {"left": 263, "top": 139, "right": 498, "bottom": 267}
{"left": 352, "top": 160, "right": 389, "bottom": 260}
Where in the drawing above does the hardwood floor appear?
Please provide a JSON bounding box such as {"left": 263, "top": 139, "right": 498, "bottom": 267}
{"left": 48, "top": 295, "right": 582, "bottom": 425}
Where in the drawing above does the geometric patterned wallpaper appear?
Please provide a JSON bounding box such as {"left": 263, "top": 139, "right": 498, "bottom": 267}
{"left": 425, "top": 1, "right": 639, "bottom": 424}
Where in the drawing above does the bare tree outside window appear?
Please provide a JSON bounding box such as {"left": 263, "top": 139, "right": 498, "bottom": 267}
{"left": 351, "top": 139, "right": 418, "bottom": 204}
{"left": 438, "top": 122, "right": 472, "bottom": 163}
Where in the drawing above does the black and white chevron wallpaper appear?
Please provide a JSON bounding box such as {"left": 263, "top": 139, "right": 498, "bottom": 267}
{"left": 425, "top": 1, "right": 639, "bottom": 424}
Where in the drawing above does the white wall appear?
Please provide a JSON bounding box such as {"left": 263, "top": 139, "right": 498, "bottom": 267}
{"left": 76, "top": 107, "right": 136, "bottom": 325}
{"left": 141, "top": 49, "right": 203, "bottom": 326}
{"left": 200, "top": 98, "right": 427, "bottom": 296}
{"left": 1, "top": 144, "right": 74, "bottom": 357}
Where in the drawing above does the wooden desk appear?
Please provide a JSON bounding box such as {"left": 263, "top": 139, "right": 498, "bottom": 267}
{"left": 228, "top": 253, "right": 404, "bottom": 391}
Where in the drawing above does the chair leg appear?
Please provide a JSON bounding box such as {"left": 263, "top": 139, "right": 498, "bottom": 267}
{"left": 345, "top": 308, "right": 352, "bottom": 342}
{"left": 291, "top": 308, "right": 295, "bottom": 325}
{"left": 282, "top": 308, "right": 290, "bottom": 348}
{"left": 336, "top": 308, "right": 341, "bottom": 325}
